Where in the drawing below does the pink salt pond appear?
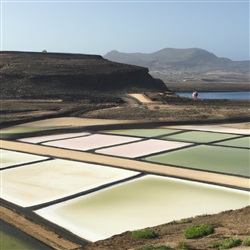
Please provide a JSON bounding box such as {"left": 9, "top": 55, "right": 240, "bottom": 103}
{"left": 43, "top": 134, "right": 141, "bottom": 151}
{"left": 96, "top": 139, "right": 191, "bottom": 158}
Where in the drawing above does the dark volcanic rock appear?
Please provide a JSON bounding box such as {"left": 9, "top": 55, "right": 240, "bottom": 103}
{"left": 0, "top": 51, "right": 167, "bottom": 99}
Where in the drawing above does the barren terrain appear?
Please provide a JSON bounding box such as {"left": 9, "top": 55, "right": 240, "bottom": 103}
{"left": 1, "top": 90, "right": 250, "bottom": 129}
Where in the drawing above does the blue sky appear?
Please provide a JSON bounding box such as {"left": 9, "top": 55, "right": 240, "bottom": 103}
{"left": 1, "top": 0, "right": 249, "bottom": 60}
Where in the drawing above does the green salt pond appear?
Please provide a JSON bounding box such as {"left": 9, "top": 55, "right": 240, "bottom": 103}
{"left": 160, "top": 131, "right": 240, "bottom": 143}
{"left": 1, "top": 220, "right": 53, "bottom": 250}
{"left": 145, "top": 145, "right": 250, "bottom": 177}
{"left": 102, "top": 128, "right": 180, "bottom": 137}
{"left": 215, "top": 136, "right": 250, "bottom": 148}
{"left": 36, "top": 175, "right": 250, "bottom": 242}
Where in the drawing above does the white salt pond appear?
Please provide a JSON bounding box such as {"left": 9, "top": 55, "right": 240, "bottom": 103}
{"left": 36, "top": 175, "right": 250, "bottom": 242}
{"left": 43, "top": 134, "right": 141, "bottom": 151}
{"left": 96, "top": 139, "right": 191, "bottom": 158}
{"left": 0, "top": 149, "right": 49, "bottom": 169}
{"left": 18, "top": 132, "right": 90, "bottom": 144}
{"left": 1, "top": 159, "right": 139, "bottom": 207}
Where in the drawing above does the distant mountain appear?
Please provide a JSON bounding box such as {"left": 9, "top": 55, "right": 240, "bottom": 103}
{"left": 104, "top": 48, "right": 250, "bottom": 82}
{"left": 0, "top": 51, "right": 167, "bottom": 99}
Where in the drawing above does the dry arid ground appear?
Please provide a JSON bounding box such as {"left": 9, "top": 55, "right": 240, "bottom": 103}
{"left": 1, "top": 90, "right": 250, "bottom": 128}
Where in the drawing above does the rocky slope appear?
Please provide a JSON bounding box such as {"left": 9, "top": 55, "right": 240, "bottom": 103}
{"left": 0, "top": 51, "right": 167, "bottom": 99}
{"left": 104, "top": 48, "right": 250, "bottom": 82}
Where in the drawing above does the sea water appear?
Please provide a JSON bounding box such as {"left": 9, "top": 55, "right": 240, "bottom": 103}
{"left": 177, "top": 91, "right": 250, "bottom": 100}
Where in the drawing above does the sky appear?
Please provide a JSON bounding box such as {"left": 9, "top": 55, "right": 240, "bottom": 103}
{"left": 0, "top": 0, "right": 249, "bottom": 61}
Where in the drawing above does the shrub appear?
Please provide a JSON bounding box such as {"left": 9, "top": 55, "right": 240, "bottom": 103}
{"left": 137, "top": 246, "right": 175, "bottom": 250}
{"left": 242, "top": 236, "right": 250, "bottom": 246}
{"left": 176, "top": 218, "right": 192, "bottom": 224}
{"left": 208, "top": 241, "right": 221, "bottom": 248}
{"left": 218, "top": 238, "right": 241, "bottom": 249}
{"left": 184, "top": 224, "right": 214, "bottom": 239}
{"left": 177, "top": 241, "right": 189, "bottom": 249}
{"left": 132, "top": 230, "right": 157, "bottom": 239}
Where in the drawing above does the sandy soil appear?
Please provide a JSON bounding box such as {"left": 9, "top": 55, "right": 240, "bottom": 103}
{"left": 128, "top": 94, "right": 152, "bottom": 103}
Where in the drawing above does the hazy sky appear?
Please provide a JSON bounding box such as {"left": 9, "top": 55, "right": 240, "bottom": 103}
{"left": 1, "top": 0, "right": 249, "bottom": 60}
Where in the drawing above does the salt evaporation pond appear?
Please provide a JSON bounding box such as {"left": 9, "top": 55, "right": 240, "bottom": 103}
{"left": 160, "top": 131, "right": 240, "bottom": 143}
{"left": 96, "top": 139, "right": 191, "bottom": 158}
{"left": 215, "top": 136, "right": 250, "bottom": 148}
{"left": 1, "top": 220, "right": 53, "bottom": 250}
{"left": 43, "top": 134, "right": 141, "bottom": 151}
{"left": 36, "top": 175, "right": 250, "bottom": 242}
{"left": 19, "top": 131, "right": 90, "bottom": 143}
{"left": 1, "top": 159, "right": 139, "bottom": 207}
{"left": 0, "top": 149, "right": 49, "bottom": 169}
{"left": 102, "top": 128, "right": 180, "bottom": 137}
{"left": 145, "top": 145, "right": 250, "bottom": 177}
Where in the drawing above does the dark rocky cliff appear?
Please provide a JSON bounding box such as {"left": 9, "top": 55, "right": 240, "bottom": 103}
{"left": 0, "top": 51, "right": 167, "bottom": 99}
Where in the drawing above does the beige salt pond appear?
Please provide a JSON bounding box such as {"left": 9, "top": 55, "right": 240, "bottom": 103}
{"left": 0, "top": 149, "right": 49, "bottom": 169}
{"left": 1, "top": 159, "right": 139, "bottom": 207}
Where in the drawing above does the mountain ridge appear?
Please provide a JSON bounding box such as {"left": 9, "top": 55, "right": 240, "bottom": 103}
{"left": 104, "top": 48, "right": 249, "bottom": 82}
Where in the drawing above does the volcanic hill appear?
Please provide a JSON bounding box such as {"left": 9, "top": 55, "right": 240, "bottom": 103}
{"left": 104, "top": 48, "right": 250, "bottom": 82}
{"left": 0, "top": 51, "right": 167, "bottom": 99}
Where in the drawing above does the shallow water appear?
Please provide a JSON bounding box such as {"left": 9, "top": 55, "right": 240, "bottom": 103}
{"left": 36, "top": 175, "right": 250, "bottom": 242}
